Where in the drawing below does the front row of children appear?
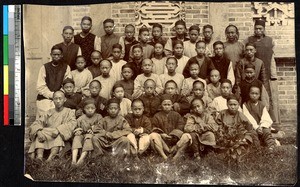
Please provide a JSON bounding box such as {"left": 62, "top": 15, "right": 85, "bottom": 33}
{"left": 29, "top": 76, "right": 278, "bottom": 165}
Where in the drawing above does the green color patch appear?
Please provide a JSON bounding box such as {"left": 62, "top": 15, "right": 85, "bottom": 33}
{"left": 3, "top": 35, "right": 9, "bottom": 65}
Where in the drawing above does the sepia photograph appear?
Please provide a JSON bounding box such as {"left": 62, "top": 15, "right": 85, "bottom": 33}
{"left": 23, "top": 1, "right": 297, "bottom": 184}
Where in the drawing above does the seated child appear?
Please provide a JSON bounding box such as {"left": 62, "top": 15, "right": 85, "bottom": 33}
{"left": 93, "top": 59, "right": 116, "bottom": 100}
{"left": 132, "top": 58, "right": 163, "bottom": 99}
{"left": 173, "top": 98, "right": 218, "bottom": 160}
{"left": 138, "top": 79, "right": 161, "bottom": 118}
{"left": 115, "top": 64, "right": 134, "bottom": 100}
{"left": 112, "top": 83, "right": 132, "bottom": 117}
{"left": 242, "top": 86, "right": 276, "bottom": 149}
{"left": 162, "top": 80, "right": 190, "bottom": 115}
{"left": 149, "top": 23, "right": 167, "bottom": 47}
{"left": 181, "top": 62, "right": 207, "bottom": 96}
{"left": 150, "top": 94, "right": 185, "bottom": 160}
{"left": 92, "top": 98, "right": 135, "bottom": 158}
{"left": 28, "top": 90, "right": 77, "bottom": 161}
{"left": 119, "top": 24, "right": 139, "bottom": 62}
{"left": 72, "top": 98, "right": 103, "bottom": 165}
{"left": 125, "top": 99, "right": 152, "bottom": 155}
{"left": 76, "top": 80, "right": 107, "bottom": 118}
{"left": 215, "top": 94, "right": 260, "bottom": 152}
{"left": 127, "top": 44, "right": 144, "bottom": 79}
{"left": 172, "top": 40, "right": 190, "bottom": 74}
{"left": 207, "top": 69, "right": 222, "bottom": 100}
{"left": 160, "top": 56, "right": 184, "bottom": 89}
{"left": 110, "top": 43, "right": 127, "bottom": 81}
{"left": 71, "top": 56, "right": 93, "bottom": 93}
{"left": 187, "top": 80, "right": 212, "bottom": 108}
{"left": 62, "top": 78, "right": 82, "bottom": 110}
{"left": 183, "top": 25, "right": 200, "bottom": 58}
{"left": 239, "top": 63, "right": 269, "bottom": 109}
{"left": 88, "top": 50, "right": 102, "bottom": 78}
{"left": 151, "top": 41, "right": 167, "bottom": 75}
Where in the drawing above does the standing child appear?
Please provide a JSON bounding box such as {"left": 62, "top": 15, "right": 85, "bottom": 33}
{"left": 88, "top": 50, "right": 102, "bottom": 78}
{"left": 183, "top": 40, "right": 215, "bottom": 81}
{"left": 242, "top": 86, "right": 276, "bottom": 149}
{"left": 202, "top": 24, "right": 215, "bottom": 57}
{"left": 93, "top": 59, "right": 116, "bottom": 100}
{"left": 72, "top": 98, "right": 103, "bottom": 165}
{"left": 138, "top": 79, "right": 161, "bottom": 118}
{"left": 125, "top": 99, "right": 152, "bottom": 155}
{"left": 115, "top": 64, "right": 134, "bottom": 100}
{"left": 149, "top": 23, "right": 167, "bottom": 46}
{"left": 184, "top": 25, "right": 200, "bottom": 58}
{"left": 127, "top": 44, "right": 144, "bottom": 78}
{"left": 132, "top": 59, "right": 163, "bottom": 99}
{"left": 151, "top": 41, "right": 167, "bottom": 75}
{"left": 92, "top": 98, "right": 135, "bottom": 158}
{"left": 71, "top": 56, "right": 93, "bottom": 93}
{"left": 207, "top": 69, "right": 222, "bottom": 100}
{"left": 164, "top": 20, "right": 189, "bottom": 56}
{"left": 160, "top": 57, "right": 184, "bottom": 89}
{"left": 150, "top": 94, "right": 185, "bottom": 160}
{"left": 62, "top": 78, "right": 82, "bottom": 110}
{"left": 186, "top": 80, "right": 212, "bottom": 108}
{"left": 172, "top": 98, "right": 217, "bottom": 160}
{"left": 110, "top": 43, "right": 127, "bottom": 81}
{"left": 119, "top": 24, "right": 139, "bottom": 62}
{"left": 112, "top": 83, "right": 132, "bottom": 117}
{"left": 181, "top": 62, "right": 207, "bottom": 96}
{"left": 172, "top": 40, "right": 190, "bottom": 74}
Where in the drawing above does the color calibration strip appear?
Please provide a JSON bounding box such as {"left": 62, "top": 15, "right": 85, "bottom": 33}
{"left": 3, "top": 5, "right": 22, "bottom": 126}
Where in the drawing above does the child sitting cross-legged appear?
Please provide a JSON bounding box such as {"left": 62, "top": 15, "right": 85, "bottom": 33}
{"left": 172, "top": 98, "right": 218, "bottom": 160}
{"left": 187, "top": 80, "right": 212, "bottom": 109}
{"left": 71, "top": 98, "right": 103, "bottom": 166}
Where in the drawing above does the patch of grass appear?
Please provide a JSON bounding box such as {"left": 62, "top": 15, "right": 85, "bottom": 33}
{"left": 24, "top": 144, "right": 297, "bottom": 185}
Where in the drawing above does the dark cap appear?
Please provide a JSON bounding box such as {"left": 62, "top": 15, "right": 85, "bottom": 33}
{"left": 254, "top": 19, "right": 265, "bottom": 27}
{"left": 62, "top": 78, "right": 75, "bottom": 86}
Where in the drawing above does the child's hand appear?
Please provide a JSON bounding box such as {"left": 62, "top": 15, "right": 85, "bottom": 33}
{"left": 75, "top": 109, "right": 83, "bottom": 118}
{"left": 87, "top": 129, "right": 93, "bottom": 134}
{"left": 161, "top": 133, "right": 172, "bottom": 140}
{"left": 173, "top": 103, "right": 180, "bottom": 112}
{"left": 37, "top": 131, "right": 46, "bottom": 142}
{"left": 74, "top": 130, "right": 82, "bottom": 136}
{"left": 51, "top": 128, "right": 60, "bottom": 138}
{"left": 256, "top": 127, "right": 263, "bottom": 135}
{"left": 133, "top": 128, "right": 143, "bottom": 136}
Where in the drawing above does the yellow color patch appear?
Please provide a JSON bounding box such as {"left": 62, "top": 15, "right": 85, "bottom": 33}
{"left": 4, "top": 66, "right": 9, "bottom": 95}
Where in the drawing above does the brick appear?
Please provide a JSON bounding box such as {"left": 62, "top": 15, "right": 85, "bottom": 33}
{"left": 279, "top": 100, "right": 287, "bottom": 104}
{"left": 186, "top": 9, "right": 200, "bottom": 14}
{"left": 229, "top": 18, "right": 235, "bottom": 21}
{"left": 120, "top": 9, "right": 134, "bottom": 13}
{"left": 287, "top": 100, "right": 296, "bottom": 104}
{"left": 228, "top": 13, "right": 243, "bottom": 17}
{"left": 228, "top": 3, "right": 243, "bottom": 7}
{"left": 285, "top": 72, "right": 296, "bottom": 76}
{"left": 193, "top": 15, "right": 208, "bottom": 19}
{"left": 278, "top": 91, "right": 286, "bottom": 95}
{"left": 278, "top": 86, "right": 295, "bottom": 91}
{"left": 279, "top": 95, "right": 294, "bottom": 100}
{"left": 201, "top": 10, "right": 208, "bottom": 14}
{"left": 287, "top": 91, "right": 297, "bottom": 95}
{"left": 193, "top": 5, "right": 208, "bottom": 9}
{"left": 279, "top": 67, "right": 294, "bottom": 71}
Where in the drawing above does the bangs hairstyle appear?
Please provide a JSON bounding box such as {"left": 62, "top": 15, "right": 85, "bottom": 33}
{"left": 89, "top": 79, "right": 102, "bottom": 88}
{"left": 112, "top": 83, "right": 125, "bottom": 92}
{"left": 51, "top": 45, "right": 63, "bottom": 53}
{"left": 192, "top": 80, "right": 205, "bottom": 88}
{"left": 191, "top": 98, "right": 204, "bottom": 108}
{"left": 112, "top": 43, "right": 122, "bottom": 50}
{"left": 189, "top": 25, "right": 200, "bottom": 32}
{"left": 226, "top": 94, "right": 239, "bottom": 102}
{"left": 221, "top": 79, "right": 232, "bottom": 87}
{"left": 76, "top": 55, "right": 86, "bottom": 62}
{"left": 245, "top": 63, "right": 256, "bottom": 70}
{"left": 165, "top": 80, "right": 178, "bottom": 88}
{"left": 196, "top": 40, "right": 206, "bottom": 47}
{"left": 203, "top": 24, "right": 213, "bottom": 31}
{"left": 245, "top": 42, "right": 256, "bottom": 49}
{"left": 139, "top": 26, "right": 150, "bottom": 35}
{"left": 132, "top": 44, "right": 143, "bottom": 52}
{"left": 172, "top": 39, "right": 184, "bottom": 48}
{"left": 103, "top": 18, "right": 114, "bottom": 25}
{"left": 121, "top": 63, "right": 134, "bottom": 71}
{"left": 166, "top": 56, "right": 178, "bottom": 65}
{"left": 152, "top": 23, "right": 163, "bottom": 31}
{"left": 62, "top": 25, "right": 74, "bottom": 33}
{"left": 213, "top": 41, "right": 224, "bottom": 49}
{"left": 81, "top": 16, "right": 92, "bottom": 23}
{"left": 175, "top": 19, "right": 186, "bottom": 28}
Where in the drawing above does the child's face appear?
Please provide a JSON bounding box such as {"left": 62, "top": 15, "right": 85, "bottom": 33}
{"left": 104, "top": 22, "right": 114, "bottom": 35}
{"left": 139, "top": 31, "right": 150, "bottom": 43}
{"left": 81, "top": 19, "right": 92, "bottom": 33}
{"left": 63, "top": 83, "right": 75, "bottom": 95}
{"left": 226, "top": 26, "right": 238, "bottom": 42}
{"left": 53, "top": 92, "right": 66, "bottom": 109}
{"left": 112, "top": 48, "right": 121, "bottom": 60}
{"left": 166, "top": 59, "right": 177, "bottom": 73}
{"left": 221, "top": 82, "right": 232, "bottom": 97}
{"left": 189, "top": 64, "right": 200, "bottom": 79}
{"left": 142, "top": 59, "right": 153, "bottom": 74}
{"left": 175, "top": 24, "right": 186, "bottom": 36}
{"left": 122, "top": 67, "right": 133, "bottom": 80}
{"left": 91, "top": 52, "right": 102, "bottom": 65}
{"left": 144, "top": 81, "right": 156, "bottom": 96}
{"left": 152, "top": 27, "right": 162, "bottom": 39}
{"left": 133, "top": 48, "right": 143, "bottom": 59}
{"left": 161, "top": 100, "right": 173, "bottom": 112}
{"left": 214, "top": 44, "right": 224, "bottom": 57}
{"left": 191, "top": 99, "right": 204, "bottom": 115}
{"left": 245, "top": 68, "right": 256, "bottom": 80}
{"left": 227, "top": 99, "right": 239, "bottom": 114}
{"left": 249, "top": 87, "right": 260, "bottom": 102}
{"left": 189, "top": 30, "right": 199, "bottom": 43}
{"left": 210, "top": 70, "right": 220, "bottom": 84}
{"left": 100, "top": 60, "right": 112, "bottom": 76}
{"left": 113, "top": 87, "right": 124, "bottom": 99}
{"left": 89, "top": 82, "right": 101, "bottom": 97}
{"left": 50, "top": 49, "right": 63, "bottom": 62}
{"left": 165, "top": 82, "right": 177, "bottom": 95}
{"left": 132, "top": 101, "right": 144, "bottom": 117}
{"left": 62, "top": 29, "right": 74, "bottom": 43}
{"left": 245, "top": 46, "right": 256, "bottom": 58}
{"left": 84, "top": 103, "right": 96, "bottom": 117}
{"left": 107, "top": 103, "right": 120, "bottom": 118}
{"left": 192, "top": 83, "right": 204, "bottom": 98}
{"left": 203, "top": 28, "right": 213, "bottom": 40}
{"left": 196, "top": 42, "right": 206, "bottom": 56}
{"left": 173, "top": 44, "right": 183, "bottom": 57}
{"left": 254, "top": 25, "right": 265, "bottom": 37}
{"left": 125, "top": 26, "right": 135, "bottom": 40}
{"left": 76, "top": 57, "right": 86, "bottom": 71}
{"left": 154, "top": 43, "right": 164, "bottom": 56}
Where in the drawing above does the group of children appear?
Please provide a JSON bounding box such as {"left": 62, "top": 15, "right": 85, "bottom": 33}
{"left": 29, "top": 16, "right": 280, "bottom": 165}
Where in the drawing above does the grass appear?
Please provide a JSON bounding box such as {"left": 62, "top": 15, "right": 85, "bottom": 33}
{"left": 24, "top": 142, "right": 297, "bottom": 185}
